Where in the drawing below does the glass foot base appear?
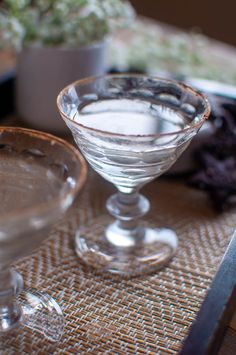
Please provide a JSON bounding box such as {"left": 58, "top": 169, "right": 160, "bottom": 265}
{"left": 19, "top": 288, "right": 64, "bottom": 342}
{"left": 75, "top": 218, "right": 178, "bottom": 276}
{"left": 0, "top": 269, "right": 64, "bottom": 342}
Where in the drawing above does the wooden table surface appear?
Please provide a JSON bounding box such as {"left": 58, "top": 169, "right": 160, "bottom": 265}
{"left": 0, "top": 51, "right": 15, "bottom": 76}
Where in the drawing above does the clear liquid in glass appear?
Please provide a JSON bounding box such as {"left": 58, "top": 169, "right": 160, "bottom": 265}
{"left": 71, "top": 98, "right": 193, "bottom": 190}
{"left": 0, "top": 153, "right": 63, "bottom": 214}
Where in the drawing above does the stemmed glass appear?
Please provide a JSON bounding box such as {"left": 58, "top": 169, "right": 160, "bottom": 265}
{"left": 0, "top": 127, "right": 87, "bottom": 341}
{"left": 57, "top": 75, "right": 210, "bottom": 276}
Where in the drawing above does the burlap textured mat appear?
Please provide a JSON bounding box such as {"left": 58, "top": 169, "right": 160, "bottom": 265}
{"left": 1, "top": 172, "right": 235, "bottom": 354}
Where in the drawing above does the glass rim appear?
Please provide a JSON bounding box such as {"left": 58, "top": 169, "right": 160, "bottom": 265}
{"left": 57, "top": 74, "right": 211, "bottom": 138}
{"left": 0, "top": 126, "right": 88, "bottom": 225}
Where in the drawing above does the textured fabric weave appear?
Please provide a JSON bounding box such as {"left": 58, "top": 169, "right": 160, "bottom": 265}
{"left": 1, "top": 172, "right": 235, "bottom": 354}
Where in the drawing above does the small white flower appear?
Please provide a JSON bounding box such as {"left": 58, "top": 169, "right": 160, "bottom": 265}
{"left": 0, "top": 0, "right": 135, "bottom": 50}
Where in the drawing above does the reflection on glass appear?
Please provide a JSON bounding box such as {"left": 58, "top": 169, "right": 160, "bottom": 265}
{"left": 58, "top": 75, "right": 210, "bottom": 276}
{"left": 0, "top": 127, "right": 87, "bottom": 341}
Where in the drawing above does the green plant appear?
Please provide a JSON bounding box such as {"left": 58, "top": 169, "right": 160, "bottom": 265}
{"left": 0, "top": 0, "right": 134, "bottom": 50}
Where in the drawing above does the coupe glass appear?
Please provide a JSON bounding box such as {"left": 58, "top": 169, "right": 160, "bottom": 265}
{"left": 57, "top": 75, "right": 210, "bottom": 276}
{"left": 0, "top": 127, "right": 87, "bottom": 341}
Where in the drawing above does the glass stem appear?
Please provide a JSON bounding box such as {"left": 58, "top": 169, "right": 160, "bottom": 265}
{"left": 0, "top": 267, "right": 23, "bottom": 332}
{"left": 106, "top": 190, "right": 150, "bottom": 246}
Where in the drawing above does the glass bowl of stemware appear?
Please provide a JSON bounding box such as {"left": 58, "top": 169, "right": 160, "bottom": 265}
{"left": 57, "top": 74, "right": 210, "bottom": 276}
{"left": 0, "top": 127, "right": 87, "bottom": 341}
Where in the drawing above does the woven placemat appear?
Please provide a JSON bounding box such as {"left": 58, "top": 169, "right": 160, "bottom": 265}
{"left": 1, "top": 171, "right": 235, "bottom": 354}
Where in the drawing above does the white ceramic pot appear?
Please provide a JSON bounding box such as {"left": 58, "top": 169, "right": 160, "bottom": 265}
{"left": 16, "top": 42, "right": 107, "bottom": 134}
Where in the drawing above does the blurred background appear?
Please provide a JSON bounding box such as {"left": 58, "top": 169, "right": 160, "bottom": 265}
{"left": 130, "top": 0, "right": 236, "bottom": 46}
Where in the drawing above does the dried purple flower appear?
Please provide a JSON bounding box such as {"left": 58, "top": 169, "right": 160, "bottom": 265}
{"left": 187, "top": 97, "right": 236, "bottom": 211}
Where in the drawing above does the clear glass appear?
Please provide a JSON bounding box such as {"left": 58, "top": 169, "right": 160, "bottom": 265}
{"left": 57, "top": 74, "right": 210, "bottom": 276}
{"left": 0, "top": 127, "right": 87, "bottom": 341}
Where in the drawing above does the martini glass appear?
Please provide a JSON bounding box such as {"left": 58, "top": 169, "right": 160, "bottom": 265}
{"left": 0, "top": 127, "right": 87, "bottom": 341}
{"left": 57, "top": 75, "right": 210, "bottom": 275}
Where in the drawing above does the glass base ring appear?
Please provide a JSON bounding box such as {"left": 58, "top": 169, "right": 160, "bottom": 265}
{"left": 75, "top": 216, "right": 178, "bottom": 276}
